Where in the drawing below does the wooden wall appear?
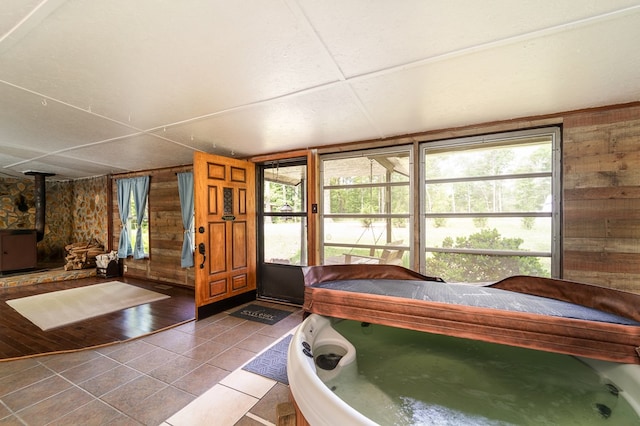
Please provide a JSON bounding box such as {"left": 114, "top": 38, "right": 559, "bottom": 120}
{"left": 110, "top": 165, "right": 194, "bottom": 288}
{"left": 562, "top": 104, "right": 640, "bottom": 292}
{"left": 103, "top": 103, "right": 640, "bottom": 294}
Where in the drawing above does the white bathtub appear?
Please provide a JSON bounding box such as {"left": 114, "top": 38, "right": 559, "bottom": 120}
{"left": 288, "top": 313, "right": 640, "bottom": 425}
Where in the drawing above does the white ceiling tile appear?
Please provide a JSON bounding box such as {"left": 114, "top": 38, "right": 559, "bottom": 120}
{"left": 0, "top": 0, "right": 340, "bottom": 129}
{"left": 154, "top": 84, "right": 381, "bottom": 155}
{"left": 0, "top": 0, "right": 49, "bottom": 37}
{"left": 62, "top": 134, "right": 197, "bottom": 172}
{"left": 0, "top": 82, "right": 139, "bottom": 151}
{"left": 299, "top": 0, "right": 640, "bottom": 77}
{"left": 4, "top": 154, "right": 127, "bottom": 181}
{"left": 352, "top": 8, "right": 640, "bottom": 136}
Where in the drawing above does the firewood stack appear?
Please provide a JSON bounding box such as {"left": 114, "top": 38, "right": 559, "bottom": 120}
{"left": 64, "top": 239, "right": 106, "bottom": 270}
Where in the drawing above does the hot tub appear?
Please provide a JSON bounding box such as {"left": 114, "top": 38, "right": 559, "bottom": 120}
{"left": 288, "top": 313, "right": 640, "bottom": 425}
{"left": 288, "top": 265, "right": 640, "bottom": 425}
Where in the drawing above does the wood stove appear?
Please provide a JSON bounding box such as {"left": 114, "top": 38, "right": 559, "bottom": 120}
{"left": 0, "top": 229, "right": 37, "bottom": 274}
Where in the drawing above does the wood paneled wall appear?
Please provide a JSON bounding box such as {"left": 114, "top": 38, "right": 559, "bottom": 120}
{"left": 563, "top": 104, "right": 640, "bottom": 292}
{"left": 104, "top": 103, "right": 640, "bottom": 293}
{"left": 110, "top": 165, "right": 194, "bottom": 288}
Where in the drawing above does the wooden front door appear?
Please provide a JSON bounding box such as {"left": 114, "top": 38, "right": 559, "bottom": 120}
{"left": 194, "top": 151, "right": 256, "bottom": 318}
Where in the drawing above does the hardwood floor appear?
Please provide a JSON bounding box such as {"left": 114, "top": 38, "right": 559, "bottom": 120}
{"left": 0, "top": 276, "right": 195, "bottom": 361}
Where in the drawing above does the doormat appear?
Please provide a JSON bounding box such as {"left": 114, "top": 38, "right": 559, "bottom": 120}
{"left": 230, "top": 304, "right": 292, "bottom": 325}
{"left": 242, "top": 334, "right": 292, "bottom": 384}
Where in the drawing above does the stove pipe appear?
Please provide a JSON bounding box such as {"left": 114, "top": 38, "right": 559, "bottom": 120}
{"left": 24, "top": 171, "right": 55, "bottom": 242}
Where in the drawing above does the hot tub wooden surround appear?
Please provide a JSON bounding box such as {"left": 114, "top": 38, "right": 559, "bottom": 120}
{"left": 302, "top": 265, "right": 640, "bottom": 365}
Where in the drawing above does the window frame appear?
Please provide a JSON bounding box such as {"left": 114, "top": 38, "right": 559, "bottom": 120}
{"left": 319, "top": 145, "right": 414, "bottom": 266}
{"left": 419, "top": 127, "right": 562, "bottom": 280}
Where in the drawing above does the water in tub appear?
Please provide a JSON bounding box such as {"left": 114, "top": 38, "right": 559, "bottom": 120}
{"left": 322, "top": 319, "right": 640, "bottom": 425}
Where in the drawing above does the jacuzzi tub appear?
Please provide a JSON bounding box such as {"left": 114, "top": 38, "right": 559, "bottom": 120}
{"left": 288, "top": 313, "right": 640, "bottom": 425}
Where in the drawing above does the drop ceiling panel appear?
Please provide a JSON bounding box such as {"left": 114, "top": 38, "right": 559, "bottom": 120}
{"left": 5, "top": 154, "right": 127, "bottom": 180}
{"left": 0, "top": 82, "right": 139, "bottom": 152}
{"left": 300, "top": 0, "right": 640, "bottom": 78}
{"left": 0, "top": 0, "right": 43, "bottom": 36}
{"left": 63, "top": 134, "right": 197, "bottom": 172}
{"left": 0, "top": 0, "right": 341, "bottom": 130}
{"left": 352, "top": 8, "right": 640, "bottom": 136}
{"left": 153, "top": 84, "right": 381, "bottom": 155}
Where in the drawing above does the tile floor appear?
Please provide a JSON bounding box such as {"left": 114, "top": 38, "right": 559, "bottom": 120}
{"left": 0, "top": 301, "right": 303, "bottom": 426}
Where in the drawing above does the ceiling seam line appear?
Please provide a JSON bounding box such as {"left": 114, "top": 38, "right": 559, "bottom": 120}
{"left": 0, "top": 79, "right": 147, "bottom": 134}
{"left": 284, "top": 0, "right": 384, "bottom": 139}
{"left": 139, "top": 4, "right": 640, "bottom": 135}
{"left": 342, "top": 4, "right": 640, "bottom": 83}
{"left": 0, "top": 0, "right": 67, "bottom": 54}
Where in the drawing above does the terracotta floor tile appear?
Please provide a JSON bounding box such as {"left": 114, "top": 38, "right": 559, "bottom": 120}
{"left": 171, "top": 364, "right": 229, "bottom": 396}
{"left": 39, "top": 349, "right": 101, "bottom": 373}
{"left": 234, "top": 332, "right": 279, "bottom": 353}
{"left": 147, "top": 355, "right": 202, "bottom": 384}
{"left": 207, "top": 347, "right": 256, "bottom": 372}
{"left": 16, "top": 386, "right": 94, "bottom": 425}
{"left": 125, "top": 347, "right": 178, "bottom": 373}
{"left": 142, "top": 328, "right": 208, "bottom": 354}
{"left": 189, "top": 322, "right": 232, "bottom": 340}
{"left": 0, "top": 358, "right": 38, "bottom": 379}
{"left": 181, "top": 339, "right": 230, "bottom": 362}
{"left": 79, "top": 365, "right": 141, "bottom": 397}
{"left": 230, "top": 320, "right": 268, "bottom": 336}
{"left": 59, "top": 355, "right": 120, "bottom": 383}
{"left": 0, "top": 365, "right": 53, "bottom": 397}
{"left": 0, "top": 414, "right": 23, "bottom": 425}
{"left": 100, "top": 375, "right": 166, "bottom": 414}
{"left": 211, "top": 327, "right": 255, "bottom": 346}
{"left": 124, "top": 385, "right": 195, "bottom": 426}
{"left": 102, "top": 339, "right": 158, "bottom": 363}
{"left": 212, "top": 315, "right": 246, "bottom": 328}
{"left": 1, "top": 375, "right": 72, "bottom": 412}
{"left": 0, "top": 400, "right": 11, "bottom": 418}
{"left": 46, "top": 399, "right": 125, "bottom": 426}
{"left": 248, "top": 382, "right": 291, "bottom": 424}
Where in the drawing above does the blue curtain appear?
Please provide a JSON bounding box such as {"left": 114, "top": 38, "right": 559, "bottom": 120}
{"left": 177, "top": 172, "right": 194, "bottom": 268}
{"left": 132, "top": 176, "right": 150, "bottom": 259}
{"left": 116, "top": 178, "right": 133, "bottom": 258}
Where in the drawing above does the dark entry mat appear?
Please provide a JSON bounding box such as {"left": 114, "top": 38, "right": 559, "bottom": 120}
{"left": 230, "top": 304, "right": 292, "bottom": 325}
{"left": 242, "top": 334, "right": 292, "bottom": 384}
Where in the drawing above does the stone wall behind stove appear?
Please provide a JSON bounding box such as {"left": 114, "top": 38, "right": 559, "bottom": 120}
{"left": 0, "top": 175, "right": 108, "bottom": 264}
{"left": 70, "top": 176, "right": 109, "bottom": 248}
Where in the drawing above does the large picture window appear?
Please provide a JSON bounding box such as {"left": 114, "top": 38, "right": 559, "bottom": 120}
{"left": 320, "top": 147, "right": 412, "bottom": 267}
{"left": 420, "top": 128, "right": 561, "bottom": 282}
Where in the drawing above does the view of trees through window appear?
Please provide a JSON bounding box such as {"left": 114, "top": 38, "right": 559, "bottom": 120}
{"left": 422, "top": 129, "right": 559, "bottom": 283}
{"left": 321, "top": 149, "right": 412, "bottom": 267}
{"left": 127, "top": 195, "right": 149, "bottom": 256}
{"left": 262, "top": 163, "right": 308, "bottom": 265}
{"left": 318, "top": 128, "right": 560, "bottom": 284}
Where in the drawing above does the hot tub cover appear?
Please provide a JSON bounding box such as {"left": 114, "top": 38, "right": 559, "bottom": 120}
{"left": 302, "top": 265, "right": 640, "bottom": 364}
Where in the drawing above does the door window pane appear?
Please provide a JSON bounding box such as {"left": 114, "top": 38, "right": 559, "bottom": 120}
{"left": 263, "top": 216, "right": 307, "bottom": 265}
{"left": 262, "top": 163, "right": 307, "bottom": 266}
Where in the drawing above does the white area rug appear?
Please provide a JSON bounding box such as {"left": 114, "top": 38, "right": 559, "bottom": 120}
{"left": 6, "top": 281, "right": 170, "bottom": 331}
